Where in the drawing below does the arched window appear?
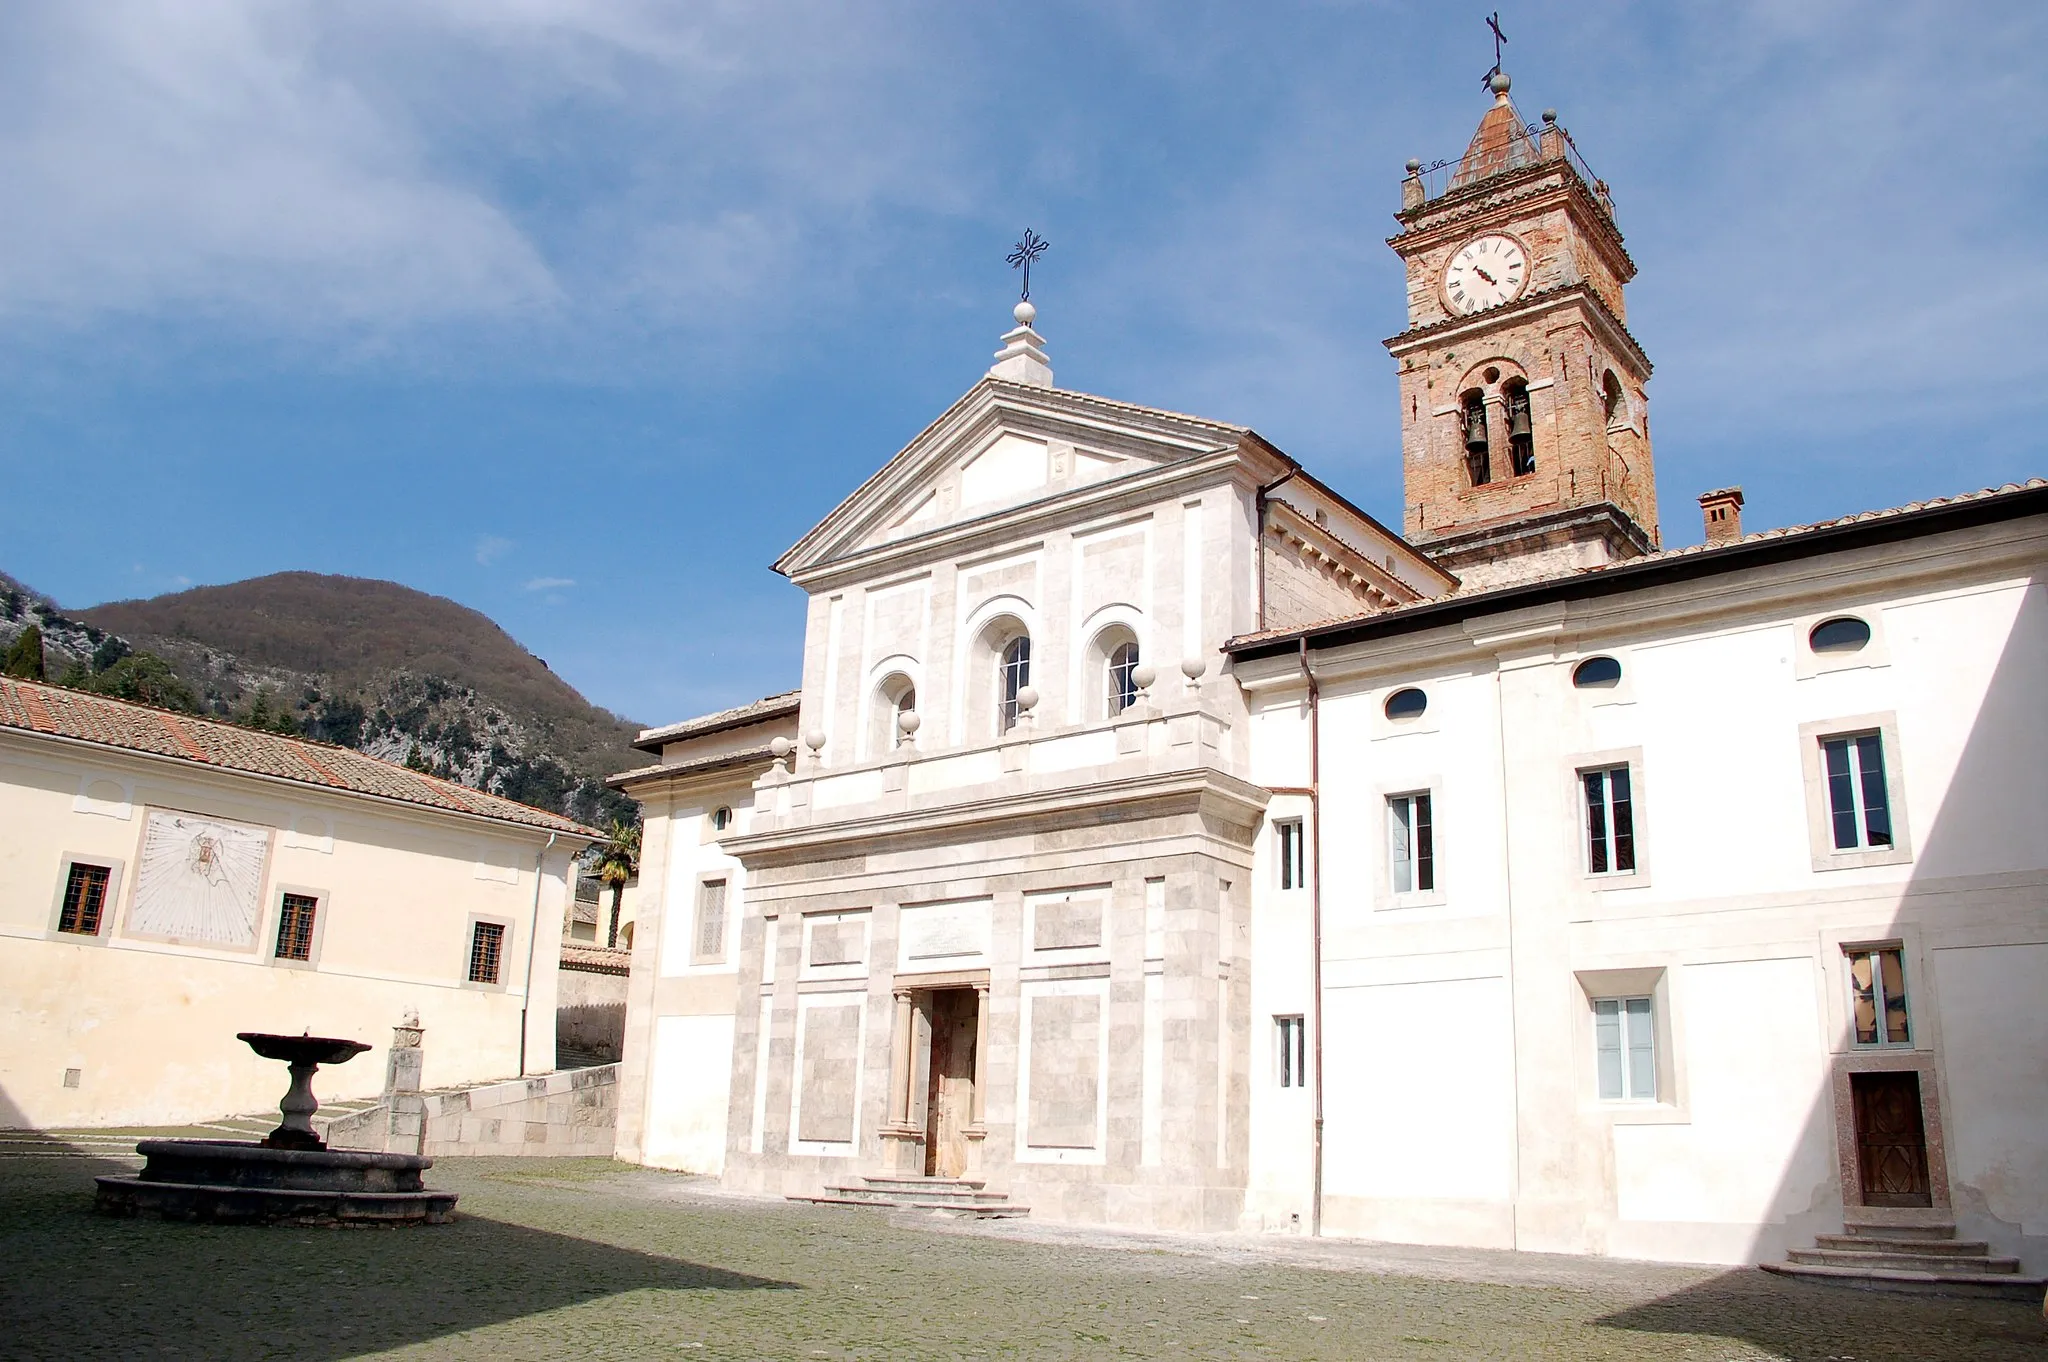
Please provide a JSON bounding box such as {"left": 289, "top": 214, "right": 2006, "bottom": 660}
{"left": 1602, "top": 370, "right": 1626, "bottom": 429}
{"left": 1461, "top": 390, "right": 1491, "bottom": 486}
{"left": 1572, "top": 656, "right": 1622, "bottom": 689}
{"left": 1809, "top": 617, "right": 1871, "bottom": 655}
{"left": 869, "top": 673, "right": 917, "bottom": 755}
{"left": 1107, "top": 641, "right": 1140, "bottom": 717}
{"left": 998, "top": 635, "right": 1031, "bottom": 733}
{"left": 1504, "top": 379, "right": 1535, "bottom": 476}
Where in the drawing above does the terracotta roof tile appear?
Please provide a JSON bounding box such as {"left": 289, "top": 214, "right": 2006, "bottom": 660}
{"left": 0, "top": 678, "right": 599, "bottom": 839}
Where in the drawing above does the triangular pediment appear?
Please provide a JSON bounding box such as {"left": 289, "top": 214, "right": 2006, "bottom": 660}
{"left": 776, "top": 378, "right": 1254, "bottom": 580}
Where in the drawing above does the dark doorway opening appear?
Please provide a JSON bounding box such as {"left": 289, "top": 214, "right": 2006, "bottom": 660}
{"left": 1851, "top": 1070, "right": 1932, "bottom": 1207}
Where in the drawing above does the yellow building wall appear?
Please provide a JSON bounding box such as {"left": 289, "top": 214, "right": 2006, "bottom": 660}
{"left": 0, "top": 734, "right": 578, "bottom": 1129}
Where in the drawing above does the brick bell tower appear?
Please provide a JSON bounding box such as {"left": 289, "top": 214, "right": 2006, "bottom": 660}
{"left": 1387, "top": 69, "right": 1659, "bottom": 589}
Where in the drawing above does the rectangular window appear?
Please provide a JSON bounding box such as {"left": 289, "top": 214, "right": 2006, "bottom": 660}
{"left": 1823, "top": 733, "right": 1893, "bottom": 851}
{"left": 58, "top": 863, "right": 110, "bottom": 935}
{"left": 1593, "top": 996, "right": 1656, "bottom": 1100}
{"left": 1275, "top": 1015, "right": 1306, "bottom": 1089}
{"left": 1388, "top": 792, "right": 1434, "bottom": 894}
{"left": 274, "top": 893, "right": 318, "bottom": 961}
{"left": 1582, "top": 765, "right": 1636, "bottom": 874}
{"left": 468, "top": 921, "right": 505, "bottom": 984}
{"left": 694, "top": 878, "right": 729, "bottom": 963}
{"left": 1276, "top": 819, "right": 1305, "bottom": 891}
{"left": 1847, "top": 945, "right": 1911, "bottom": 1047}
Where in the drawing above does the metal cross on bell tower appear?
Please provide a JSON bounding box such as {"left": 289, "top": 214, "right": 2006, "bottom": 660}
{"left": 1482, "top": 12, "right": 1508, "bottom": 89}
{"left": 1007, "top": 229, "right": 1049, "bottom": 302}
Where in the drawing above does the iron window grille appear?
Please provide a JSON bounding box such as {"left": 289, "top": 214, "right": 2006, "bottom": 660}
{"left": 468, "top": 921, "right": 505, "bottom": 984}
{"left": 274, "top": 893, "right": 318, "bottom": 961}
{"left": 58, "top": 863, "right": 110, "bottom": 935}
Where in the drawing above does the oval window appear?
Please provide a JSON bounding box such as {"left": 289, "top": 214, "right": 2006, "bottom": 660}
{"left": 711, "top": 806, "right": 732, "bottom": 832}
{"left": 1572, "top": 656, "right": 1623, "bottom": 689}
{"left": 1384, "top": 687, "right": 1428, "bottom": 722}
{"left": 1809, "top": 617, "right": 1871, "bottom": 654}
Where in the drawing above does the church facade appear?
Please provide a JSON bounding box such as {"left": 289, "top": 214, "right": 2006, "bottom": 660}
{"left": 612, "top": 73, "right": 2048, "bottom": 1277}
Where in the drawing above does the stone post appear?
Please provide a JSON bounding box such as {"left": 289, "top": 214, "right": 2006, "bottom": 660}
{"left": 965, "top": 981, "right": 991, "bottom": 1177}
{"left": 386, "top": 1013, "right": 427, "bottom": 1155}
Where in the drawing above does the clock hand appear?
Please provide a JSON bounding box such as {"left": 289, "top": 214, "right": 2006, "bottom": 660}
{"left": 1473, "top": 266, "right": 1498, "bottom": 285}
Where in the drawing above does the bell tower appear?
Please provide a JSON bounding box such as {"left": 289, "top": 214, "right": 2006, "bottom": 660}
{"left": 1386, "top": 70, "right": 1659, "bottom": 589}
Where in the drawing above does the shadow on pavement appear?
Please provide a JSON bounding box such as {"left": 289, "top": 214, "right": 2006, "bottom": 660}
{"left": 0, "top": 1144, "right": 794, "bottom": 1362}
{"left": 1594, "top": 1266, "right": 2046, "bottom": 1361}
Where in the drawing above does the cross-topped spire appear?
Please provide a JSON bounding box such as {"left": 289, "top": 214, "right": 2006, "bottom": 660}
{"left": 1482, "top": 12, "right": 1508, "bottom": 91}
{"left": 1007, "top": 229, "right": 1049, "bottom": 302}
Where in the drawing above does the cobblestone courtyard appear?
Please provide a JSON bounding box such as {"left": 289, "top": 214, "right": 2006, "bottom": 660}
{"left": 1, "top": 1152, "right": 2041, "bottom": 1361}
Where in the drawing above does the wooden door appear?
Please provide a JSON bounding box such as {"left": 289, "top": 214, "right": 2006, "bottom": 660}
{"left": 1851, "top": 1070, "right": 1932, "bottom": 1207}
{"left": 923, "top": 990, "right": 978, "bottom": 1178}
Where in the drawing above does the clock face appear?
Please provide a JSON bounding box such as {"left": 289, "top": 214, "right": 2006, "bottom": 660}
{"left": 1443, "top": 235, "right": 1528, "bottom": 315}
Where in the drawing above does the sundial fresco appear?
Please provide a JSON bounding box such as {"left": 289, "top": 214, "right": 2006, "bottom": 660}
{"left": 129, "top": 811, "right": 271, "bottom": 947}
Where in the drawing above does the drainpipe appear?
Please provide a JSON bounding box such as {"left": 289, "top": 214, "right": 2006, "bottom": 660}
{"left": 519, "top": 831, "right": 559, "bottom": 1077}
{"left": 1296, "top": 637, "right": 1325, "bottom": 1237}
{"left": 1256, "top": 470, "right": 1300, "bottom": 632}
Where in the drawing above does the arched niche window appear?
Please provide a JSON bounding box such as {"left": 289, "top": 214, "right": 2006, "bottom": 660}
{"left": 710, "top": 806, "right": 733, "bottom": 832}
{"left": 1572, "top": 656, "right": 1622, "bottom": 689}
{"left": 869, "top": 673, "right": 917, "bottom": 754}
{"left": 1504, "top": 379, "right": 1535, "bottom": 476}
{"left": 1602, "top": 370, "right": 1626, "bottom": 429}
{"left": 998, "top": 635, "right": 1032, "bottom": 733}
{"left": 1461, "top": 390, "right": 1491, "bottom": 487}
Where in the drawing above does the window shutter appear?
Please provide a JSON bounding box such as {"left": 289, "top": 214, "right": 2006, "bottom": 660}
{"left": 1593, "top": 999, "right": 1623, "bottom": 1100}
{"left": 696, "top": 880, "right": 728, "bottom": 961}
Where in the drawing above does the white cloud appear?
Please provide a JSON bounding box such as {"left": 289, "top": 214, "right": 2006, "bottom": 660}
{"left": 474, "top": 535, "right": 514, "bottom": 566}
{"left": 523, "top": 576, "right": 575, "bottom": 592}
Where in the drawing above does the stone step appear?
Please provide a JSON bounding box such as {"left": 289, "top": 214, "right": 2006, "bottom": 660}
{"left": 1787, "top": 1247, "right": 2020, "bottom": 1274}
{"left": 1815, "top": 1232, "right": 1990, "bottom": 1255}
{"left": 1761, "top": 1260, "right": 2046, "bottom": 1302}
{"left": 825, "top": 1184, "right": 1012, "bottom": 1206}
{"left": 1841, "top": 1220, "right": 1956, "bottom": 1241}
{"left": 792, "top": 1194, "right": 1029, "bottom": 1219}
{"left": 860, "top": 1176, "right": 987, "bottom": 1192}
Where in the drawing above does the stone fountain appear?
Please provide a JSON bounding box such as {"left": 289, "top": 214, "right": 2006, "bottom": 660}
{"left": 94, "top": 1031, "right": 457, "bottom": 1225}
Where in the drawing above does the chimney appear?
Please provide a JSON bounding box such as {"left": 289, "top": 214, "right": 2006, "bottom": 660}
{"left": 1698, "top": 487, "right": 1744, "bottom": 547}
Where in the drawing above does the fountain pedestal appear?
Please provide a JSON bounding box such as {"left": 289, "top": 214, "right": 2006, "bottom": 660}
{"left": 94, "top": 1031, "right": 457, "bottom": 1226}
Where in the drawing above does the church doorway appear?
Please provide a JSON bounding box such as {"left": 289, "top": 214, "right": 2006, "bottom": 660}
{"left": 1851, "top": 1071, "right": 1932, "bottom": 1207}
{"left": 924, "top": 988, "right": 979, "bottom": 1178}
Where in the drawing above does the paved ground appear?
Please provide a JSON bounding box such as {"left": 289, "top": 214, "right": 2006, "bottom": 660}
{"left": 1, "top": 1149, "right": 2042, "bottom": 1361}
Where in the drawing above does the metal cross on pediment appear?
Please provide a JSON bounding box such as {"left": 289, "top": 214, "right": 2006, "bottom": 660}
{"left": 1482, "top": 11, "right": 1507, "bottom": 88}
{"left": 1007, "top": 229, "right": 1049, "bottom": 301}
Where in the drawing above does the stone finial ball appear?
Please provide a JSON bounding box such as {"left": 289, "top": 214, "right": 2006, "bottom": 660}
{"left": 769, "top": 736, "right": 794, "bottom": 758}
{"left": 1542, "top": 108, "right": 1558, "bottom": 124}
{"left": 1180, "top": 656, "right": 1207, "bottom": 681}
{"left": 804, "top": 728, "right": 827, "bottom": 752}
{"left": 1016, "top": 686, "right": 1039, "bottom": 712}
{"left": 1405, "top": 158, "right": 1421, "bottom": 174}
{"left": 1131, "top": 663, "right": 1157, "bottom": 691}
{"left": 1014, "top": 300, "right": 1037, "bottom": 326}
{"left": 1489, "top": 71, "right": 1512, "bottom": 94}
{"left": 896, "top": 709, "right": 921, "bottom": 735}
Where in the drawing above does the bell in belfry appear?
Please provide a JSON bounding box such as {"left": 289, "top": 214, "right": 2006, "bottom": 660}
{"left": 1463, "top": 401, "right": 1489, "bottom": 454}
{"left": 1509, "top": 398, "right": 1532, "bottom": 440}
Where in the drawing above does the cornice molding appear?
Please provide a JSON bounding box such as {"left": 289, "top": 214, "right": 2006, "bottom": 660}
{"left": 1385, "top": 282, "right": 1652, "bottom": 377}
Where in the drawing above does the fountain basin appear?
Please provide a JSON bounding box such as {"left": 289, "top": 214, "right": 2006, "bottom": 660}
{"left": 95, "top": 1140, "right": 457, "bottom": 1225}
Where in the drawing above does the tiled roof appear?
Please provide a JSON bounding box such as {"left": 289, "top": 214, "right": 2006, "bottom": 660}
{"left": 0, "top": 677, "right": 600, "bottom": 838}
{"left": 633, "top": 690, "right": 800, "bottom": 752}
{"left": 1227, "top": 479, "right": 2048, "bottom": 653}
{"left": 559, "top": 943, "right": 632, "bottom": 976}
{"left": 609, "top": 743, "right": 780, "bottom": 790}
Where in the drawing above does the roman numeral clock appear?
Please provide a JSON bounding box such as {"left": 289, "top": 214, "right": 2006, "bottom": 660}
{"left": 1443, "top": 234, "right": 1528, "bottom": 314}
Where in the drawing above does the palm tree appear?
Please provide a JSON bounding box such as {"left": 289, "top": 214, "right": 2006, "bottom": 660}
{"left": 591, "top": 818, "right": 641, "bottom": 949}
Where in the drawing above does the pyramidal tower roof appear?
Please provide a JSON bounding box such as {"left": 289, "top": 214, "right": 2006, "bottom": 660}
{"left": 1449, "top": 71, "right": 1539, "bottom": 191}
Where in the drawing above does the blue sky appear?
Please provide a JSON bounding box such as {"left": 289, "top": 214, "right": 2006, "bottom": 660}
{"left": 1, "top": 1, "right": 2042, "bottom": 726}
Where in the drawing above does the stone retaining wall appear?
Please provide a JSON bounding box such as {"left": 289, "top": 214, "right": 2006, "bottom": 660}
{"left": 323, "top": 1064, "right": 617, "bottom": 1158}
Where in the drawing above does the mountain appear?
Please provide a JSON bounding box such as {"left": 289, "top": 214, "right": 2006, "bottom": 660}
{"left": 1, "top": 571, "right": 643, "bottom": 828}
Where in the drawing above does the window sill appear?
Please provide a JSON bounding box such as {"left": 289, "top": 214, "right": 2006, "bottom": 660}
{"left": 1582, "top": 870, "right": 1651, "bottom": 892}
{"left": 1588, "top": 1100, "right": 1690, "bottom": 1126}
{"left": 1811, "top": 845, "right": 1913, "bottom": 873}
{"left": 1378, "top": 891, "right": 1447, "bottom": 912}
